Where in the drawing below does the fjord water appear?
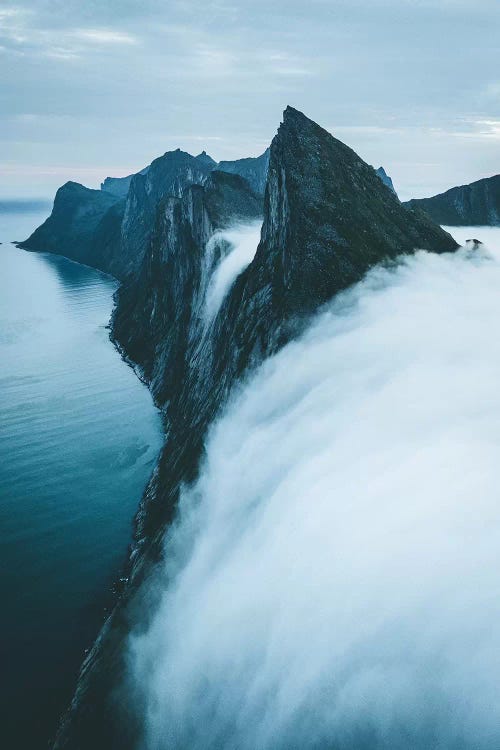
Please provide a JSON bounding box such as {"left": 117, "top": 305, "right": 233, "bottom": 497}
{"left": 0, "top": 206, "right": 163, "bottom": 748}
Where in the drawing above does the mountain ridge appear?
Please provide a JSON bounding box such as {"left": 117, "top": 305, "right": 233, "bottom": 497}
{"left": 404, "top": 173, "right": 500, "bottom": 225}
{"left": 17, "top": 182, "right": 125, "bottom": 276}
{"left": 20, "top": 148, "right": 269, "bottom": 280}
{"left": 376, "top": 165, "right": 397, "bottom": 194}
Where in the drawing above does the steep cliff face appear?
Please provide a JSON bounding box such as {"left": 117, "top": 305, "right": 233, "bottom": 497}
{"left": 405, "top": 174, "right": 500, "bottom": 225}
{"left": 21, "top": 148, "right": 269, "bottom": 284}
{"left": 250, "top": 108, "right": 454, "bottom": 310}
{"left": 217, "top": 148, "right": 270, "bottom": 195}
{"left": 18, "top": 182, "right": 125, "bottom": 275}
{"left": 101, "top": 148, "right": 269, "bottom": 279}
{"left": 122, "top": 106, "right": 456, "bottom": 422}
{"left": 20, "top": 151, "right": 220, "bottom": 280}
{"left": 101, "top": 167, "right": 149, "bottom": 198}
{"left": 201, "top": 107, "right": 455, "bottom": 383}
{"left": 118, "top": 149, "right": 214, "bottom": 277}
{"left": 145, "top": 106, "right": 457, "bottom": 475}
{"left": 376, "top": 166, "right": 397, "bottom": 195}
{"left": 195, "top": 150, "right": 217, "bottom": 169}
{"left": 113, "top": 170, "right": 262, "bottom": 404}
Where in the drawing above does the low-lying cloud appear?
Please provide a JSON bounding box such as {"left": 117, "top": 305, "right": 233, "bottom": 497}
{"left": 130, "top": 230, "right": 500, "bottom": 749}
{"left": 204, "top": 221, "right": 262, "bottom": 322}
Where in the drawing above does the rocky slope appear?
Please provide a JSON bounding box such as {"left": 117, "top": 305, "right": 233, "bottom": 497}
{"left": 129, "top": 105, "right": 457, "bottom": 539}
{"left": 48, "top": 106, "right": 457, "bottom": 749}
{"left": 218, "top": 148, "right": 270, "bottom": 195}
{"left": 116, "top": 148, "right": 215, "bottom": 278}
{"left": 376, "top": 165, "right": 397, "bottom": 195}
{"left": 101, "top": 166, "right": 149, "bottom": 198}
{"left": 405, "top": 174, "right": 500, "bottom": 225}
{"left": 113, "top": 170, "right": 262, "bottom": 406}
{"left": 17, "top": 182, "right": 125, "bottom": 276}
{"left": 21, "top": 149, "right": 269, "bottom": 281}
{"left": 195, "top": 150, "right": 217, "bottom": 169}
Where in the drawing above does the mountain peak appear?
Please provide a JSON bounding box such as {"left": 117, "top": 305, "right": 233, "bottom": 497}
{"left": 277, "top": 106, "right": 360, "bottom": 171}
{"left": 195, "top": 150, "right": 217, "bottom": 168}
{"left": 375, "top": 166, "right": 397, "bottom": 195}
{"left": 283, "top": 105, "right": 307, "bottom": 121}
{"left": 257, "top": 107, "right": 457, "bottom": 313}
{"left": 282, "top": 105, "right": 321, "bottom": 132}
{"left": 404, "top": 174, "right": 500, "bottom": 226}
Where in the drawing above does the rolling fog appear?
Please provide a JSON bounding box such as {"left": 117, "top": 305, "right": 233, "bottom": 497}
{"left": 130, "top": 229, "right": 500, "bottom": 749}
{"left": 204, "top": 221, "right": 262, "bottom": 322}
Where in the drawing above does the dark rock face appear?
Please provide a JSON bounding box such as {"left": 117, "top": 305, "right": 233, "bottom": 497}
{"left": 101, "top": 167, "right": 149, "bottom": 198}
{"left": 376, "top": 166, "right": 397, "bottom": 195}
{"left": 51, "top": 107, "right": 458, "bottom": 750}
{"left": 114, "top": 147, "right": 268, "bottom": 278}
{"left": 113, "top": 170, "right": 262, "bottom": 405}
{"left": 158, "top": 106, "right": 456, "bottom": 443}
{"left": 195, "top": 150, "right": 217, "bottom": 169}
{"left": 118, "top": 149, "right": 213, "bottom": 277}
{"left": 466, "top": 238, "right": 483, "bottom": 248}
{"left": 217, "top": 148, "right": 270, "bottom": 195}
{"left": 21, "top": 150, "right": 268, "bottom": 283}
{"left": 259, "top": 109, "right": 454, "bottom": 305}
{"left": 404, "top": 174, "right": 500, "bottom": 225}
{"left": 20, "top": 152, "right": 218, "bottom": 280}
{"left": 18, "top": 182, "right": 125, "bottom": 276}
{"left": 116, "top": 106, "right": 457, "bottom": 476}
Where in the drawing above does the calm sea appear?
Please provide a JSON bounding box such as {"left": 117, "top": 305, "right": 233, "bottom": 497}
{"left": 0, "top": 204, "right": 163, "bottom": 748}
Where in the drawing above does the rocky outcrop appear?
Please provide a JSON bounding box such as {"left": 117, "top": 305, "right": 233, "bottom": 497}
{"left": 376, "top": 166, "right": 397, "bottom": 195}
{"left": 195, "top": 150, "right": 217, "bottom": 169}
{"left": 18, "top": 182, "right": 125, "bottom": 276}
{"left": 111, "top": 148, "right": 269, "bottom": 278}
{"left": 52, "top": 107, "right": 457, "bottom": 750}
{"left": 217, "top": 148, "right": 270, "bottom": 195}
{"left": 404, "top": 174, "right": 500, "bottom": 225}
{"left": 20, "top": 151, "right": 222, "bottom": 280}
{"left": 157, "top": 106, "right": 455, "bottom": 449}
{"left": 113, "top": 170, "right": 262, "bottom": 405}
{"left": 115, "top": 106, "right": 457, "bottom": 464}
{"left": 101, "top": 167, "right": 149, "bottom": 198}
{"left": 102, "top": 149, "right": 267, "bottom": 204}
{"left": 21, "top": 149, "right": 269, "bottom": 284}
{"left": 117, "top": 149, "right": 214, "bottom": 277}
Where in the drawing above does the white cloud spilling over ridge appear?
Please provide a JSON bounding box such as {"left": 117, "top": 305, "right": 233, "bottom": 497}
{"left": 130, "top": 229, "right": 500, "bottom": 750}
{"left": 204, "top": 221, "right": 262, "bottom": 322}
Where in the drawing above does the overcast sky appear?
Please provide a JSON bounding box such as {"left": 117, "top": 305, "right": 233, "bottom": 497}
{"left": 1, "top": 0, "right": 499, "bottom": 200}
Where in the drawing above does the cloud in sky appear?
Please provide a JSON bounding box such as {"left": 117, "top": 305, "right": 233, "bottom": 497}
{"left": 0, "top": 0, "right": 499, "bottom": 197}
{"left": 71, "top": 28, "right": 138, "bottom": 45}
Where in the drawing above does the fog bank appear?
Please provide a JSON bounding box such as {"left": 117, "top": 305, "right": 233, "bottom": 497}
{"left": 130, "top": 230, "right": 500, "bottom": 750}
{"left": 204, "top": 221, "right": 262, "bottom": 322}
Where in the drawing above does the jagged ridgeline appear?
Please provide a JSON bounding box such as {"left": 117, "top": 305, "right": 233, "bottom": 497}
{"left": 20, "top": 148, "right": 270, "bottom": 279}
{"left": 22, "top": 107, "right": 458, "bottom": 749}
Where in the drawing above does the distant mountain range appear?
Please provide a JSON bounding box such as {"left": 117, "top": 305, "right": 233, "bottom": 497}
{"left": 20, "top": 148, "right": 270, "bottom": 279}
{"left": 404, "top": 174, "right": 500, "bottom": 226}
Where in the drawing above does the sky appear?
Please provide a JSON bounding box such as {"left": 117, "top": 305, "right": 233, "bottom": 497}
{"left": 1, "top": 0, "right": 499, "bottom": 200}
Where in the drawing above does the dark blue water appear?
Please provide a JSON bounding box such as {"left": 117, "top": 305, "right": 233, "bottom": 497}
{"left": 0, "top": 206, "right": 163, "bottom": 748}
